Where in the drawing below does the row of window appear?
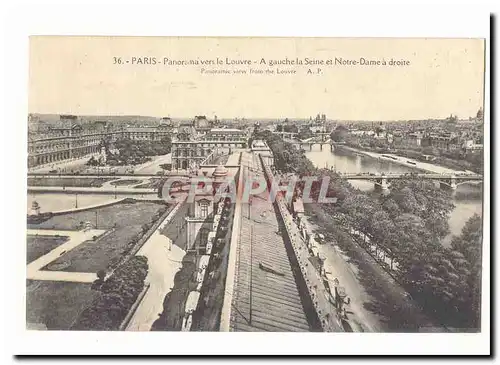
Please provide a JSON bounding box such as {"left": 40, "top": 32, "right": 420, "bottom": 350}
{"left": 203, "top": 136, "right": 246, "bottom": 141}
{"left": 29, "top": 140, "right": 102, "bottom": 152}
{"left": 172, "top": 149, "right": 212, "bottom": 157}
{"left": 172, "top": 142, "right": 244, "bottom": 149}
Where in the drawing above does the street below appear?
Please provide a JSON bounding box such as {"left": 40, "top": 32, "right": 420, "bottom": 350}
{"left": 304, "top": 203, "right": 445, "bottom": 332}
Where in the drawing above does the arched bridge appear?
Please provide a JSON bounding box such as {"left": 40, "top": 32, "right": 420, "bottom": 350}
{"left": 336, "top": 172, "right": 483, "bottom": 190}
{"left": 287, "top": 134, "right": 334, "bottom": 151}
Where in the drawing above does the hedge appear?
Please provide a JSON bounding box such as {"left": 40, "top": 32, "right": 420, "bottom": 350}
{"left": 71, "top": 256, "right": 149, "bottom": 331}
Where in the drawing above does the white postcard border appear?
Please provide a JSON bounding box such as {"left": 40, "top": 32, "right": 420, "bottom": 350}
{"left": 3, "top": 0, "right": 492, "bottom": 356}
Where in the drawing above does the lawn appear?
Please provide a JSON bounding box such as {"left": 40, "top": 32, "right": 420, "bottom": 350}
{"left": 26, "top": 280, "right": 99, "bottom": 330}
{"left": 29, "top": 201, "right": 169, "bottom": 272}
{"left": 26, "top": 235, "right": 69, "bottom": 264}
{"left": 27, "top": 178, "right": 114, "bottom": 188}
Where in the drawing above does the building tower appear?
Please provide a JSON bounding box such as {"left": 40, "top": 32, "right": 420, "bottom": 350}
{"left": 185, "top": 165, "right": 228, "bottom": 254}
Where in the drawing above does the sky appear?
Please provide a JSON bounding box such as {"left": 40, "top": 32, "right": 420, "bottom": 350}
{"left": 29, "top": 37, "right": 485, "bottom": 121}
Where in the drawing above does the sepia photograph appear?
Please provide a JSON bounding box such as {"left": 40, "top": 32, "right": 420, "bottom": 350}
{"left": 0, "top": 5, "right": 489, "bottom": 352}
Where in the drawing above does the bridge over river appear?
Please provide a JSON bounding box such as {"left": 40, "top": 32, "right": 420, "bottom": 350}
{"left": 282, "top": 135, "right": 344, "bottom": 151}
{"left": 335, "top": 172, "right": 483, "bottom": 190}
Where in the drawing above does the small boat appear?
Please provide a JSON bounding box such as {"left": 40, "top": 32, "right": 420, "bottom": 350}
{"left": 406, "top": 160, "right": 417, "bottom": 165}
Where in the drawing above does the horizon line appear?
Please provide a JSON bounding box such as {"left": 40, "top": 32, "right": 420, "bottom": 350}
{"left": 28, "top": 112, "right": 482, "bottom": 123}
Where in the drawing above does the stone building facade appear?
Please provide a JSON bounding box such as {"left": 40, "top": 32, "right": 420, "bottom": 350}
{"left": 171, "top": 128, "right": 248, "bottom": 171}
{"left": 124, "top": 125, "right": 172, "bottom": 141}
{"left": 27, "top": 123, "right": 113, "bottom": 167}
{"left": 27, "top": 115, "right": 247, "bottom": 169}
{"left": 27, "top": 115, "right": 175, "bottom": 168}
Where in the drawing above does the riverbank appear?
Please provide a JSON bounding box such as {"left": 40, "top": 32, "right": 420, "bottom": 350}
{"left": 305, "top": 146, "right": 482, "bottom": 245}
{"left": 258, "top": 130, "right": 480, "bottom": 331}
{"left": 337, "top": 145, "right": 477, "bottom": 175}
{"left": 303, "top": 202, "right": 446, "bottom": 332}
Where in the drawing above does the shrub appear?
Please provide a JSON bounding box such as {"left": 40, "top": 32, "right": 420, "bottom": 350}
{"left": 107, "top": 257, "right": 121, "bottom": 270}
{"left": 97, "top": 270, "right": 106, "bottom": 281}
{"left": 141, "top": 223, "right": 150, "bottom": 233}
{"left": 72, "top": 256, "right": 149, "bottom": 330}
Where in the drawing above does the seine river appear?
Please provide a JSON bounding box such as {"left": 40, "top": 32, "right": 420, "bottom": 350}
{"left": 305, "top": 146, "right": 483, "bottom": 246}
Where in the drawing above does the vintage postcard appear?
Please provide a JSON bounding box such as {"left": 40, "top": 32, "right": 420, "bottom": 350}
{"left": 26, "top": 36, "right": 487, "bottom": 340}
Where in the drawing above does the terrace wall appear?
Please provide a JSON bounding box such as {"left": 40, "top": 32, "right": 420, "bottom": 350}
{"left": 117, "top": 201, "right": 179, "bottom": 266}
{"left": 50, "top": 198, "right": 128, "bottom": 216}
{"left": 119, "top": 283, "right": 151, "bottom": 330}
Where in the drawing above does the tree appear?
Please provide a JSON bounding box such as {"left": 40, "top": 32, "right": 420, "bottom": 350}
{"left": 370, "top": 210, "right": 398, "bottom": 269}
{"left": 283, "top": 124, "right": 299, "bottom": 134}
{"left": 451, "top": 214, "right": 482, "bottom": 265}
{"left": 298, "top": 126, "right": 313, "bottom": 140}
{"left": 254, "top": 130, "right": 315, "bottom": 175}
{"left": 392, "top": 213, "right": 435, "bottom": 275}
{"left": 87, "top": 156, "right": 98, "bottom": 166}
{"left": 382, "top": 198, "right": 400, "bottom": 219}
{"left": 408, "top": 246, "right": 473, "bottom": 327}
{"left": 388, "top": 177, "right": 454, "bottom": 229}
{"left": 422, "top": 146, "right": 439, "bottom": 156}
{"left": 340, "top": 192, "right": 380, "bottom": 242}
{"left": 450, "top": 214, "right": 483, "bottom": 328}
{"left": 276, "top": 124, "right": 283, "bottom": 132}
{"left": 97, "top": 270, "right": 106, "bottom": 281}
{"left": 424, "top": 211, "right": 451, "bottom": 240}
{"left": 161, "top": 135, "right": 172, "bottom": 152}
{"left": 390, "top": 186, "right": 422, "bottom": 215}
